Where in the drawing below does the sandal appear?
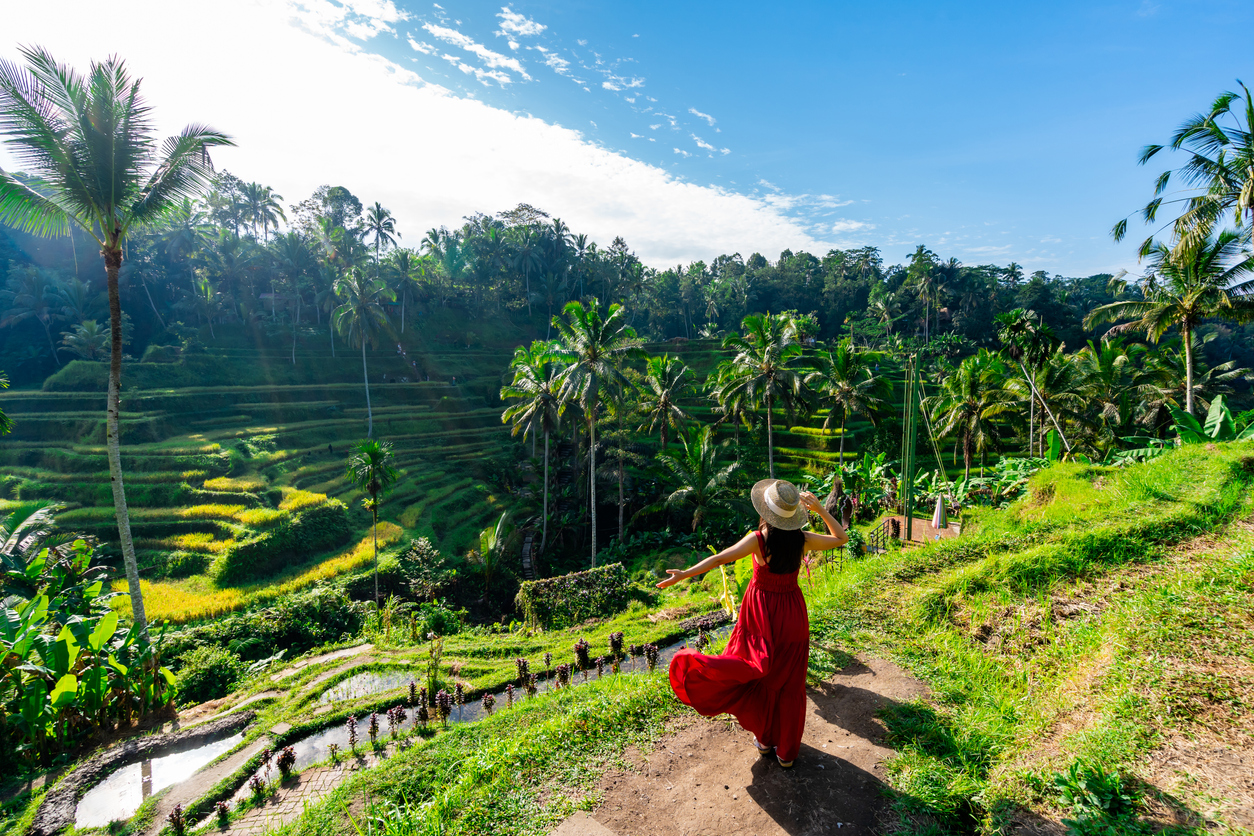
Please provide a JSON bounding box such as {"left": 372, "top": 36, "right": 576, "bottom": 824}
{"left": 776, "top": 757, "right": 795, "bottom": 769}
{"left": 753, "top": 737, "right": 773, "bottom": 756}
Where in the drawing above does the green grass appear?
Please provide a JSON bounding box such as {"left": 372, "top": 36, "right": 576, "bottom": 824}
{"left": 801, "top": 441, "right": 1254, "bottom": 834}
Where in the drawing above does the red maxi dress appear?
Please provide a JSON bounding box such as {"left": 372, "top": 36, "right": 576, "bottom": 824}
{"left": 668, "top": 532, "right": 809, "bottom": 763}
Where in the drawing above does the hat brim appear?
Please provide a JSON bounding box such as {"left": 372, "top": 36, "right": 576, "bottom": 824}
{"left": 750, "top": 478, "right": 807, "bottom": 530}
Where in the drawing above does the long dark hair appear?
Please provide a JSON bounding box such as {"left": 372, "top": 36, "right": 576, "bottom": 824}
{"left": 759, "top": 520, "right": 805, "bottom": 574}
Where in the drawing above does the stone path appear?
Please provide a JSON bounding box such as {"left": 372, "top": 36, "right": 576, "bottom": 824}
{"left": 224, "top": 749, "right": 391, "bottom": 836}
{"left": 144, "top": 736, "right": 275, "bottom": 836}
{"left": 271, "top": 645, "right": 374, "bottom": 682}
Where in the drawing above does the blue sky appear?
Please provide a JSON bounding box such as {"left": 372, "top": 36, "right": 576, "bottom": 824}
{"left": 6, "top": 0, "right": 1253, "bottom": 275}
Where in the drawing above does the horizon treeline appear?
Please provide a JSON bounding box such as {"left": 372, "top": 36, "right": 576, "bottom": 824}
{"left": 4, "top": 169, "right": 1251, "bottom": 389}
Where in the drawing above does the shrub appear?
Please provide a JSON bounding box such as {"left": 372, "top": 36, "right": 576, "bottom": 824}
{"left": 515, "top": 563, "right": 634, "bottom": 629}
{"left": 175, "top": 645, "right": 245, "bottom": 704}
{"left": 212, "top": 500, "right": 351, "bottom": 584}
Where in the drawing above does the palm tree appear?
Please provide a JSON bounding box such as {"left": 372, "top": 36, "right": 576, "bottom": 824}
{"left": 927, "top": 350, "right": 1015, "bottom": 482}
{"left": 995, "top": 308, "right": 1071, "bottom": 453}
{"left": 1114, "top": 81, "right": 1254, "bottom": 254}
{"left": 1084, "top": 230, "right": 1254, "bottom": 414}
{"left": 364, "top": 202, "right": 399, "bottom": 279}
{"left": 652, "top": 425, "right": 741, "bottom": 533}
{"left": 1075, "top": 338, "right": 1149, "bottom": 451}
{"left": 60, "top": 319, "right": 110, "bottom": 361}
{"left": 550, "top": 299, "right": 644, "bottom": 567}
{"left": 271, "top": 232, "right": 315, "bottom": 364}
{"left": 807, "top": 339, "right": 890, "bottom": 461}
{"left": 500, "top": 341, "right": 563, "bottom": 556}
{"left": 717, "top": 312, "right": 808, "bottom": 478}
{"left": 637, "top": 354, "right": 692, "bottom": 448}
{"left": 1015, "top": 348, "right": 1087, "bottom": 456}
{"left": 510, "top": 227, "right": 542, "bottom": 317}
{"left": 1138, "top": 331, "right": 1253, "bottom": 432}
{"left": 386, "top": 249, "right": 423, "bottom": 333}
{"left": 332, "top": 270, "right": 395, "bottom": 437}
{"left": 0, "top": 47, "right": 232, "bottom": 637}
{"left": 0, "top": 267, "right": 65, "bottom": 367}
{"left": 55, "top": 276, "right": 107, "bottom": 324}
{"left": 242, "top": 182, "right": 285, "bottom": 240}
{"left": 346, "top": 439, "right": 398, "bottom": 604}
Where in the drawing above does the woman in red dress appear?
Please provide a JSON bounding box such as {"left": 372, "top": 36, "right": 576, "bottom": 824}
{"left": 657, "top": 479, "right": 847, "bottom": 767}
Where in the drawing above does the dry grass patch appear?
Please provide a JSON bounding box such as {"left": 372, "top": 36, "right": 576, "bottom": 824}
{"left": 202, "top": 475, "right": 266, "bottom": 492}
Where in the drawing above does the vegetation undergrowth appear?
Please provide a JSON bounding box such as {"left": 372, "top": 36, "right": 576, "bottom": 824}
{"left": 803, "top": 442, "right": 1254, "bottom": 834}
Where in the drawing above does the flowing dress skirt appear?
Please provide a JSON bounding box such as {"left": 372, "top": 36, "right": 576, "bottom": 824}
{"left": 668, "top": 560, "right": 809, "bottom": 762}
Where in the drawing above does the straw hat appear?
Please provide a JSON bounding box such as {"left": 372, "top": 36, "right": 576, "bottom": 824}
{"left": 750, "top": 479, "right": 806, "bottom": 530}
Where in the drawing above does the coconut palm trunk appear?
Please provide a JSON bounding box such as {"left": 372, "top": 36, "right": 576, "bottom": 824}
{"left": 1183, "top": 322, "right": 1195, "bottom": 414}
{"left": 106, "top": 248, "right": 148, "bottom": 639}
{"left": 362, "top": 338, "right": 373, "bottom": 438}
{"left": 589, "top": 406, "right": 598, "bottom": 567}
{"left": 766, "top": 392, "right": 775, "bottom": 478}
{"left": 540, "top": 431, "right": 550, "bottom": 555}
{"left": 372, "top": 498, "right": 379, "bottom": 604}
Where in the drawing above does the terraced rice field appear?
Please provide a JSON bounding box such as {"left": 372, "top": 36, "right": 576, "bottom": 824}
{"left": 0, "top": 342, "right": 520, "bottom": 623}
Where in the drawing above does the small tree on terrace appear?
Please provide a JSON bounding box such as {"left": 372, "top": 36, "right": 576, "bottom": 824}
{"left": 638, "top": 353, "right": 692, "bottom": 448}
{"left": 347, "top": 439, "right": 398, "bottom": 605}
{"left": 0, "top": 46, "right": 233, "bottom": 638}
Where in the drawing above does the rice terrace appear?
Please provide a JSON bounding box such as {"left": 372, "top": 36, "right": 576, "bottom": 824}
{"left": 1, "top": 3, "right": 1253, "bottom": 836}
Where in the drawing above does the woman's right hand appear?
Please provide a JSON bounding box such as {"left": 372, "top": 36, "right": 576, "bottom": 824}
{"left": 798, "top": 490, "right": 823, "bottom": 512}
{"left": 656, "top": 569, "right": 685, "bottom": 589}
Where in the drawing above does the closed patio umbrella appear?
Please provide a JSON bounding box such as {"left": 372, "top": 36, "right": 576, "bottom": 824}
{"left": 932, "top": 495, "right": 948, "bottom": 531}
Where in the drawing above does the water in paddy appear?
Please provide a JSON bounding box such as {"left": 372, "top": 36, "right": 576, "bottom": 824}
{"left": 75, "top": 732, "right": 245, "bottom": 828}
{"left": 278, "top": 630, "right": 726, "bottom": 775}
{"left": 318, "top": 668, "right": 418, "bottom": 704}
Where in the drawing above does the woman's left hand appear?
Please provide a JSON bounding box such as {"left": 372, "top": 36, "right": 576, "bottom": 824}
{"left": 655, "top": 569, "right": 685, "bottom": 589}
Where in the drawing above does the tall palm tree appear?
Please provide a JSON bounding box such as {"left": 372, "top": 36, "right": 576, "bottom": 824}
{"left": 271, "top": 232, "right": 315, "bottom": 364}
{"left": 346, "top": 439, "right": 398, "bottom": 604}
{"left": 807, "top": 339, "right": 890, "bottom": 461}
{"left": 500, "top": 341, "right": 563, "bottom": 556}
{"left": 1114, "top": 81, "right": 1254, "bottom": 254}
{"left": 364, "top": 202, "right": 399, "bottom": 279}
{"left": 386, "top": 249, "right": 423, "bottom": 332}
{"left": 927, "top": 350, "right": 1015, "bottom": 482}
{"left": 637, "top": 354, "right": 692, "bottom": 448}
{"left": 0, "top": 47, "right": 232, "bottom": 637}
{"left": 550, "top": 299, "right": 644, "bottom": 566}
{"left": 243, "top": 182, "right": 285, "bottom": 241}
{"left": 995, "top": 308, "right": 1071, "bottom": 453}
{"left": 1084, "top": 230, "right": 1254, "bottom": 414}
{"left": 510, "top": 226, "right": 542, "bottom": 317}
{"left": 332, "top": 270, "right": 395, "bottom": 437}
{"left": 1075, "top": 338, "right": 1149, "bottom": 451}
{"left": 716, "top": 312, "right": 808, "bottom": 478}
{"left": 652, "top": 425, "right": 741, "bottom": 533}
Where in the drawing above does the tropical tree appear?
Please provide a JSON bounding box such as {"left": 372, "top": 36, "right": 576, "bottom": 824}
{"left": 1114, "top": 81, "right": 1254, "bottom": 254}
{"left": 242, "top": 182, "right": 285, "bottom": 241}
{"left": 550, "top": 299, "right": 644, "bottom": 566}
{"left": 637, "top": 354, "right": 692, "bottom": 448}
{"left": 59, "top": 319, "right": 110, "bottom": 361}
{"left": 0, "top": 267, "right": 65, "bottom": 367}
{"left": 0, "top": 371, "right": 10, "bottom": 436}
{"left": 927, "top": 350, "right": 1015, "bottom": 482}
{"left": 270, "top": 231, "right": 315, "bottom": 363}
{"left": 500, "top": 341, "right": 563, "bottom": 555}
{"left": 651, "top": 425, "right": 742, "bottom": 533}
{"left": 386, "top": 248, "right": 423, "bottom": 332}
{"left": 1075, "top": 338, "right": 1150, "bottom": 450}
{"left": 995, "top": 308, "right": 1071, "bottom": 453}
{"left": 807, "top": 339, "right": 890, "bottom": 461}
{"left": 364, "top": 202, "right": 399, "bottom": 279}
{"left": 716, "top": 312, "right": 808, "bottom": 478}
{"left": 1084, "top": 230, "right": 1254, "bottom": 414}
{"left": 0, "top": 46, "right": 232, "bottom": 637}
{"left": 346, "top": 439, "right": 398, "bottom": 604}
{"left": 332, "top": 270, "right": 395, "bottom": 437}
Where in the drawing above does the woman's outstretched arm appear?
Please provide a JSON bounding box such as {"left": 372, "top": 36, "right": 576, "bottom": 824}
{"left": 655, "top": 530, "right": 759, "bottom": 589}
{"left": 798, "top": 491, "right": 849, "bottom": 551}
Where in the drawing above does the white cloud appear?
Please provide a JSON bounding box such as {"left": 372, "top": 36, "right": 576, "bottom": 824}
{"left": 1, "top": 0, "right": 833, "bottom": 266}
{"left": 649, "top": 124, "right": 661, "bottom": 130}
{"left": 831, "top": 219, "right": 875, "bottom": 233}
{"left": 577, "top": 38, "right": 588, "bottom": 46}
{"left": 407, "top": 36, "right": 436, "bottom": 54}
{"left": 692, "top": 134, "right": 730, "bottom": 155}
{"left": 507, "top": 40, "right": 519, "bottom": 50}
{"left": 422, "top": 22, "right": 530, "bottom": 80}
{"left": 602, "top": 80, "right": 620, "bottom": 91}
{"left": 673, "top": 148, "right": 691, "bottom": 157}
{"left": 630, "top": 133, "right": 642, "bottom": 139}
{"left": 496, "top": 6, "right": 546, "bottom": 37}
{"left": 688, "top": 107, "right": 716, "bottom": 126}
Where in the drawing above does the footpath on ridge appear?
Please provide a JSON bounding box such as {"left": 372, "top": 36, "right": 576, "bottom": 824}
{"left": 554, "top": 654, "right": 929, "bottom": 836}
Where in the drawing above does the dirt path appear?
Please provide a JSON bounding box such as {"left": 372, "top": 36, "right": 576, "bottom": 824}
{"left": 581, "top": 656, "right": 928, "bottom": 836}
